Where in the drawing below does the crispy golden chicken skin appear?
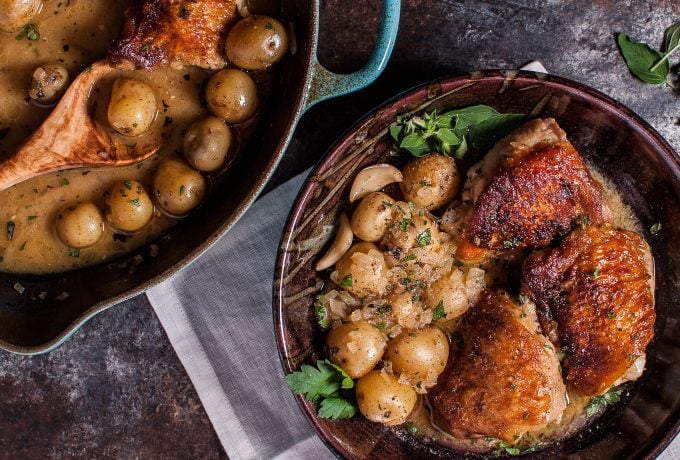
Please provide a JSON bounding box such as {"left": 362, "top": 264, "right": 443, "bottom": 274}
{"left": 109, "top": 0, "right": 238, "bottom": 69}
{"left": 456, "top": 119, "right": 611, "bottom": 261}
{"left": 522, "top": 225, "right": 655, "bottom": 396}
{"left": 430, "top": 290, "right": 567, "bottom": 442}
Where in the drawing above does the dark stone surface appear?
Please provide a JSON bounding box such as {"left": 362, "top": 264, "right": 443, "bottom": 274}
{"left": 1, "top": 0, "right": 678, "bottom": 457}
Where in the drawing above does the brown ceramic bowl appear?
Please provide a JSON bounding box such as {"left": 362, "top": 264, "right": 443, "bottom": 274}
{"left": 274, "top": 70, "right": 680, "bottom": 458}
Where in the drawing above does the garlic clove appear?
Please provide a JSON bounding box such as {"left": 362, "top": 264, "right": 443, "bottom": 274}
{"left": 315, "top": 213, "right": 354, "bottom": 271}
{"left": 349, "top": 164, "right": 403, "bottom": 203}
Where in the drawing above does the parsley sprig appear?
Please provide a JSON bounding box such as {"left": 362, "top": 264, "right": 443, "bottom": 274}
{"left": 585, "top": 388, "right": 622, "bottom": 417}
{"left": 284, "top": 359, "right": 357, "bottom": 420}
{"left": 617, "top": 21, "right": 680, "bottom": 89}
{"left": 389, "top": 105, "right": 525, "bottom": 158}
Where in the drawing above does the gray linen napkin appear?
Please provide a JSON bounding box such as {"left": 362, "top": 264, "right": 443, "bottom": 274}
{"left": 146, "top": 170, "right": 332, "bottom": 460}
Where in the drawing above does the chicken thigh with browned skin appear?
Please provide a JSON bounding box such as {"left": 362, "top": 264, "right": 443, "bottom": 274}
{"left": 522, "top": 225, "right": 655, "bottom": 396}
{"left": 455, "top": 118, "right": 611, "bottom": 262}
{"left": 430, "top": 290, "right": 567, "bottom": 442}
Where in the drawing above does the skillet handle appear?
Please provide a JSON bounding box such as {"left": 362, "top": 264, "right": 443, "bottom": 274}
{"left": 304, "top": 0, "right": 400, "bottom": 112}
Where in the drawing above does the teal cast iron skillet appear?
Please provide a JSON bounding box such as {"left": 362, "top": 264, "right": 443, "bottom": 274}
{"left": 0, "top": 0, "right": 401, "bottom": 354}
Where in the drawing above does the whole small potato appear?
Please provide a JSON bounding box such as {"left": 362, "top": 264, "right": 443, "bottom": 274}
{"left": 385, "top": 202, "right": 440, "bottom": 250}
{"left": 55, "top": 202, "right": 103, "bottom": 248}
{"left": 350, "top": 192, "right": 394, "bottom": 242}
{"left": 225, "top": 15, "right": 288, "bottom": 70}
{"left": 205, "top": 69, "right": 258, "bottom": 123}
{"left": 356, "top": 370, "right": 418, "bottom": 425}
{"left": 400, "top": 154, "right": 459, "bottom": 210}
{"left": 385, "top": 327, "right": 449, "bottom": 388}
{"left": 107, "top": 78, "right": 157, "bottom": 136}
{"left": 386, "top": 290, "right": 426, "bottom": 330}
{"left": 28, "top": 63, "right": 69, "bottom": 105}
{"left": 153, "top": 159, "right": 206, "bottom": 215}
{"left": 0, "top": 0, "right": 43, "bottom": 33}
{"left": 333, "top": 242, "right": 389, "bottom": 297}
{"left": 424, "top": 270, "right": 470, "bottom": 320}
{"left": 327, "top": 320, "right": 387, "bottom": 379}
{"left": 183, "top": 117, "right": 233, "bottom": 172}
{"left": 104, "top": 180, "right": 154, "bottom": 232}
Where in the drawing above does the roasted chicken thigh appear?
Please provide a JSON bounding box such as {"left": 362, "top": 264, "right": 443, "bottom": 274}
{"left": 431, "top": 290, "right": 567, "bottom": 441}
{"left": 456, "top": 118, "right": 611, "bottom": 261}
{"left": 522, "top": 225, "right": 655, "bottom": 396}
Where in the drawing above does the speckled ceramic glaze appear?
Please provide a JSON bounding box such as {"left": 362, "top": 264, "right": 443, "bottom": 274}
{"left": 0, "top": 0, "right": 400, "bottom": 354}
{"left": 274, "top": 70, "right": 680, "bottom": 459}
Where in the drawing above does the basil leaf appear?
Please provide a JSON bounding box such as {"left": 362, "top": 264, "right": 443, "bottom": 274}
{"left": 389, "top": 123, "right": 404, "bottom": 142}
{"left": 447, "top": 105, "right": 499, "bottom": 130}
{"left": 616, "top": 33, "right": 669, "bottom": 85}
{"left": 400, "top": 132, "right": 432, "bottom": 157}
{"left": 453, "top": 135, "right": 468, "bottom": 159}
{"left": 436, "top": 128, "right": 460, "bottom": 145}
{"left": 469, "top": 113, "right": 525, "bottom": 151}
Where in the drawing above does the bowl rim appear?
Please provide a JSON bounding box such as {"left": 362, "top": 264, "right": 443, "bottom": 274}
{"left": 273, "top": 69, "right": 680, "bottom": 459}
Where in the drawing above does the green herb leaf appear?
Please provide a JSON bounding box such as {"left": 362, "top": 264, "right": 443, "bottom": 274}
{"left": 468, "top": 113, "right": 526, "bottom": 151}
{"left": 399, "top": 218, "right": 410, "bottom": 232}
{"left": 68, "top": 248, "right": 80, "bottom": 258}
{"left": 314, "top": 302, "right": 329, "bottom": 329}
{"left": 179, "top": 185, "right": 186, "bottom": 196}
{"left": 340, "top": 274, "right": 353, "bottom": 287}
{"left": 432, "top": 300, "right": 447, "bottom": 321}
{"left": 585, "top": 389, "right": 622, "bottom": 417}
{"left": 616, "top": 33, "right": 669, "bottom": 85}
{"left": 130, "top": 198, "right": 141, "bottom": 207}
{"left": 416, "top": 228, "right": 432, "bottom": 246}
{"left": 123, "top": 180, "right": 133, "bottom": 190}
{"left": 500, "top": 441, "right": 521, "bottom": 456}
{"left": 406, "top": 422, "right": 418, "bottom": 434}
{"left": 327, "top": 362, "right": 354, "bottom": 389}
{"left": 16, "top": 23, "right": 40, "bottom": 41}
{"left": 60, "top": 177, "right": 70, "bottom": 186}
{"left": 400, "top": 132, "right": 431, "bottom": 157}
{"left": 436, "top": 128, "right": 460, "bottom": 145}
{"left": 318, "top": 397, "right": 356, "bottom": 420}
{"left": 446, "top": 104, "right": 499, "bottom": 131}
{"left": 6, "top": 221, "right": 15, "bottom": 241}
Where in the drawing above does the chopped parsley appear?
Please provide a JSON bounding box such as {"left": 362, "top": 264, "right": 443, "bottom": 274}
{"left": 130, "top": 199, "right": 141, "bottom": 207}
{"left": 375, "top": 322, "right": 386, "bottom": 330}
{"left": 416, "top": 228, "right": 432, "bottom": 246}
{"left": 454, "top": 259, "right": 464, "bottom": 267}
{"left": 406, "top": 422, "right": 418, "bottom": 434}
{"left": 265, "top": 21, "right": 275, "bottom": 30}
{"left": 585, "top": 389, "right": 621, "bottom": 417}
{"left": 500, "top": 441, "right": 521, "bottom": 456}
{"left": 179, "top": 185, "right": 186, "bottom": 196}
{"left": 124, "top": 180, "right": 133, "bottom": 190}
{"left": 68, "top": 248, "right": 80, "bottom": 258}
{"left": 340, "top": 274, "right": 353, "bottom": 287}
{"left": 314, "top": 301, "right": 329, "bottom": 329}
{"left": 606, "top": 311, "right": 617, "bottom": 319}
{"left": 432, "top": 300, "right": 447, "bottom": 321}
{"left": 403, "top": 253, "right": 416, "bottom": 262}
{"left": 60, "top": 178, "right": 70, "bottom": 186}
{"left": 16, "top": 23, "right": 40, "bottom": 41}
{"left": 592, "top": 267, "right": 599, "bottom": 278}
{"left": 399, "top": 218, "right": 410, "bottom": 232}
{"left": 509, "top": 382, "right": 517, "bottom": 391}
{"left": 6, "top": 221, "right": 15, "bottom": 241}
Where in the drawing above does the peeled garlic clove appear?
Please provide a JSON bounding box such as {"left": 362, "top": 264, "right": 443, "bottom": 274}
{"left": 349, "top": 164, "right": 403, "bottom": 203}
{"left": 316, "top": 213, "right": 353, "bottom": 271}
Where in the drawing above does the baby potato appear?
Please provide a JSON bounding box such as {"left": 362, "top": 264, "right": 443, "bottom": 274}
{"left": 385, "top": 327, "right": 449, "bottom": 388}
{"left": 387, "top": 290, "right": 427, "bottom": 330}
{"left": 350, "top": 192, "right": 394, "bottom": 242}
{"left": 205, "top": 69, "right": 258, "bottom": 123}
{"left": 183, "top": 117, "right": 233, "bottom": 172}
{"left": 225, "top": 16, "right": 288, "bottom": 70}
{"left": 28, "top": 63, "right": 69, "bottom": 105}
{"left": 107, "top": 78, "right": 157, "bottom": 136}
{"left": 104, "top": 180, "right": 154, "bottom": 233}
{"left": 333, "top": 242, "right": 389, "bottom": 297}
{"left": 153, "top": 159, "right": 206, "bottom": 216}
{"left": 55, "top": 202, "right": 103, "bottom": 248}
{"left": 1, "top": 0, "right": 43, "bottom": 33}
{"left": 356, "top": 370, "right": 418, "bottom": 425}
{"left": 326, "top": 320, "right": 387, "bottom": 379}
{"left": 400, "top": 154, "right": 459, "bottom": 210}
{"left": 385, "top": 202, "right": 440, "bottom": 250}
{"left": 424, "top": 269, "right": 483, "bottom": 320}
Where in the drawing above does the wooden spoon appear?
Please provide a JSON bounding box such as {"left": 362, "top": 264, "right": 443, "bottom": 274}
{"left": 0, "top": 60, "right": 160, "bottom": 191}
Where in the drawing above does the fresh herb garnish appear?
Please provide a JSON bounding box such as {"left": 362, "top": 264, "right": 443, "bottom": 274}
{"left": 68, "top": 248, "right": 80, "bottom": 258}
{"left": 340, "top": 274, "right": 353, "bottom": 287}
{"left": 406, "top": 422, "right": 418, "bottom": 434}
{"left": 607, "top": 311, "right": 617, "bottom": 319}
{"left": 403, "top": 253, "right": 416, "bottom": 262}
{"left": 585, "top": 389, "right": 622, "bottom": 417}
{"left": 130, "top": 199, "right": 141, "bottom": 207}
{"left": 416, "top": 228, "right": 432, "bottom": 246}
{"left": 398, "top": 218, "right": 410, "bottom": 232}
{"left": 616, "top": 22, "right": 680, "bottom": 89}
{"left": 284, "top": 359, "right": 356, "bottom": 420}
{"left": 179, "top": 185, "right": 186, "bottom": 196}
{"left": 432, "top": 300, "right": 447, "bottom": 321}
{"left": 314, "top": 300, "right": 329, "bottom": 329}
{"left": 60, "top": 177, "right": 69, "bottom": 186}
{"left": 499, "top": 441, "right": 521, "bottom": 456}
{"left": 389, "top": 105, "right": 525, "bottom": 158}
{"left": 6, "top": 221, "right": 15, "bottom": 241}
{"left": 16, "top": 23, "right": 40, "bottom": 41}
{"left": 123, "top": 180, "right": 132, "bottom": 190}
{"left": 27, "top": 215, "right": 37, "bottom": 221}
{"left": 592, "top": 267, "right": 599, "bottom": 278}
{"left": 650, "top": 222, "right": 662, "bottom": 235}
{"left": 265, "top": 22, "right": 275, "bottom": 30}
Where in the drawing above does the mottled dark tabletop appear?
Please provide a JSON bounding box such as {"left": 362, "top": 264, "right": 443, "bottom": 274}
{"left": 1, "top": 0, "right": 678, "bottom": 458}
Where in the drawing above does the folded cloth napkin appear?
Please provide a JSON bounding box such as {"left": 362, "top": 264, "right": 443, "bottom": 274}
{"left": 146, "top": 170, "right": 332, "bottom": 460}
